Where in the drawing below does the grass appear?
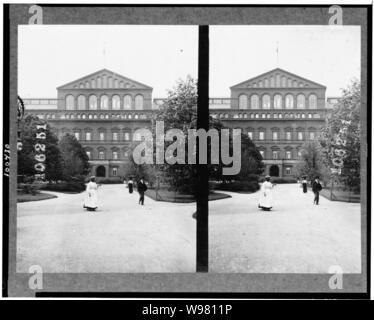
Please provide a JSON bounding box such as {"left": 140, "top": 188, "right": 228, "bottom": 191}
{"left": 17, "top": 192, "right": 57, "bottom": 203}
{"left": 145, "top": 188, "right": 231, "bottom": 203}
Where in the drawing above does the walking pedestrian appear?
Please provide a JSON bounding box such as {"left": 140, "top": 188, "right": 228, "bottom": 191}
{"left": 301, "top": 176, "right": 308, "bottom": 193}
{"left": 83, "top": 176, "right": 99, "bottom": 211}
{"left": 312, "top": 176, "right": 323, "bottom": 205}
{"left": 258, "top": 175, "right": 274, "bottom": 211}
{"left": 137, "top": 177, "right": 148, "bottom": 205}
{"left": 128, "top": 177, "right": 134, "bottom": 194}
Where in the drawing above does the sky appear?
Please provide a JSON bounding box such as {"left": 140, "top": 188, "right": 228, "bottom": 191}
{"left": 18, "top": 25, "right": 198, "bottom": 98}
{"left": 18, "top": 25, "right": 360, "bottom": 99}
{"left": 210, "top": 26, "right": 361, "bottom": 97}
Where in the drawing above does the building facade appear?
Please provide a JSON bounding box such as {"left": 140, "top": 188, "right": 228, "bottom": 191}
{"left": 209, "top": 68, "right": 329, "bottom": 177}
{"left": 24, "top": 68, "right": 330, "bottom": 180}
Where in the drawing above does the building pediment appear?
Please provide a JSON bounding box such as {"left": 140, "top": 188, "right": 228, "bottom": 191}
{"left": 57, "top": 69, "right": 153, "bottom": 90}
{"left": 231, "top": 68, "right": 326, "bottom": 90}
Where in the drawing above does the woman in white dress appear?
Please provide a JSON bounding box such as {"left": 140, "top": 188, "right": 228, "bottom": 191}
{"left": 258, "top": 175, "right": 273, "bottom": 211}
{"left": 84, "top": 176, "right": 99, "bottom": 211}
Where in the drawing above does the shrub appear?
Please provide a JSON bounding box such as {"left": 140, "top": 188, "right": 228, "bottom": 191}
{"left": 18, "top": 183, "right": 42, "bottom": 195}
{"left": 41, "top": 181, "right": 86, "bottom": 193}
{"left": 270, "top": 177, "right": 298, "bottom": 184}
{"left": 216, "top": 180, "right": 259, "bottom": 193}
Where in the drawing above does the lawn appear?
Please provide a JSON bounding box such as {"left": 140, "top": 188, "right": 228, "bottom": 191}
{"left": 17, "top": 192, "right": 57, "bottom": 203}
{"left": 145, "top": 188, "right": 231, "bottom": 203}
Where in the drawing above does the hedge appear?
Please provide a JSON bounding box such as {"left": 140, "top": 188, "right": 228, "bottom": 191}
{"left": 216, "top": 180, "right": 259, "bottom": 193}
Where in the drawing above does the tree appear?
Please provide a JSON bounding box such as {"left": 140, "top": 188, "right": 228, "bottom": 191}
{"left": 129, "top": 76, "right": 264, "bottom": 194}
{"left": 58, "top": 134, "right": 90, "bottom": 180}
{"left": 18, "top": 114, "right": 63, "bottom": 181}
{"left": 294, "top": 140, "right": 329, "bottom": 183}
{"left": 319, "top": 79, "right": 361, "bottom": 192}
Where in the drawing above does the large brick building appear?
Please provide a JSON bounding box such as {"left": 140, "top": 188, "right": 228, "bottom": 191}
{"left": 24, "top": 68, "right": 331, "bottom": 180}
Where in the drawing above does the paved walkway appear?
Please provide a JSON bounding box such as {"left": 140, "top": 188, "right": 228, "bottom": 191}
{"left": 17, "top": 185, "right": 196, "bottom": 273}
{"left": 209, "top": 184, "right": 361, "bottom": 273}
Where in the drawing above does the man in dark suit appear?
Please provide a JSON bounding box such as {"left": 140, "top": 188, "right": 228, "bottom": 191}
{"left": 312, "top": 176, "right": 323, "bottom": 205}
{"left": 137, "top": 178, "right": 148, "bottom": 205}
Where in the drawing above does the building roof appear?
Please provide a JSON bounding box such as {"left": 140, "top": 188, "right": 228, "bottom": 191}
{"left": 230, "top": 68, "right": 326, "bottom": 89}
{"left": 57, "top": 68, "right": 153, "bottom": 90}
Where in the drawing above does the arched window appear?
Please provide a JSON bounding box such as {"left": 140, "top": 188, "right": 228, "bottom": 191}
{"left": 91, "top": 79, "right": 96, "bottom": 88}
{"left": 86, "top": 149, "right": 92, "bottom": 159}
{"left": 97, "top": 77, "right": 102, "bottom": 88}
{"left": 100, "top": 95, "right": 109, "bottom": 109}
{"left": 98, "top": 149, "right": 105, "bottom": 160}
{"left": 89, "top": 95, "right": 97, "bottom": 110}
{"left": 66, "top": 95, "right": 75, "bottom": 110}
{"left": 124, "top": 95, "right": 132, "bottom": 109}
{"left": 135, "top": 95, "right": 144, "bottom": 110}
{"left": 102, "top": 75, "right": 107, "bottom": 88}
{"left": 238, "top": 94, "right": 248, "bottom": 109}
{"left": 309, "top": 94, "right": 317, "bottom": 109}
{"left": 262, "top": 94, "right": 270, "bottom": 109}
{"left": 114, "top": 79, "right": 119, "bottom": 88}
{"left": 285, "top": 94, "right": 294, "bottom": 109}
{"left": 108, "top": 77, "right": 113, "bottom": 88}
{"left": 250, "top": 95, "right": 259, "bottom": 109}
{"left": 77, "top": 95, "right": 86, "bottom": 110}
{"left": 264, "top": 78, "right": 269, "bottom": 87}
{"left": 274, "top": 94, "right": 282, "bottom": 109}
{"left": 112, "top": 95, "right": 120, "bottom": 110}
{"left": 297, "top": 94, "right": 305, "bottom": 109}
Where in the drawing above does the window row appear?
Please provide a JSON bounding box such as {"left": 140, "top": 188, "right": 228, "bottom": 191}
{"left": 85, "top": 148, "right": 130, "bottom": 160}
{"left": 212, "top": 111, "right": 322, "bottom": 120}
{"left": 74, "top": 76, "right": 136, "bottom": 90}
{"left": 65, "top": 94, "right": 144, "bottom": 110}
{"left": 258, "top": 148, "right": 303, "bottom": 160}
{"left": 37, "top": 112, "right": 149, "bottom": 121}
{"left": 247, "top": 128, "right": 318, "bottom": 141}
{"left": 238, "top": 93, "right": 318, "bottom": 110}
{"left": 247, "top": 75, "right": 310, "bottom": 89}
{"left": 58, "top": 129, "right": 145, "bottom": 142}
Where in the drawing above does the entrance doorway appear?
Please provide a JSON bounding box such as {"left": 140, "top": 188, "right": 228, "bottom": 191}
{"left": 269, "top": 165, "right": 279, "bottom": 177}
{"left": 96, "top": 165, "right": 106, "bottom": 177}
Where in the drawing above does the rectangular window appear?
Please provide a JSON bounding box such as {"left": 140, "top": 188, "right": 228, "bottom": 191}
{"left": 99, "top": 152, "right": 105, "bottom": 160}
{"left": 285, "top": 167, "right": 291, "bottom": 175}
{"left": 297, "top": 151, "right": 302, "bottom": 159}
{"left": 74, "top": 132, "right": 80, "bottom": 140}
{"left": 286, "top": 132, "right": 292, "bottom": 140}
{"left": 112, "top": 132, "right": 118, "bottom": 141}
{"left": 297, "top": 132, "right": 303, "bottom": 140}
{"left": 310, "top": 132, "right": 315, "bottom": 140}
{"left": 113, "top": 151, "right": 118, "bottom": 160}
{"left": 272, "top": 132, "right": 278, "bottom": 140}
{"left": 259, "top": 132, "right": 265, "bottom": 140}
{"left": 124, "top": 132, "right": 130, "bottom": 141}
{"left": 85, "top": 132, "right": 91, "bottom": 141}
{"left": 99, "top": 132, "right": 105, "bottom": 141}
{"left": 272, "top": 151, "right": 278, "bottom": 160}
{"left": 286, "top": 151, "right": 291, "bottom": 159}
{"left": 112, "top": 167, "right": 118, "bottom": 176}
{"left": 248, "top": 132, "right": 253, "bottom": 140}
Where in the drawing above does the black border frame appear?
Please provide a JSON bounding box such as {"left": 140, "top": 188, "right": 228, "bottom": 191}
{"left": 2, "top": 3, "right": 371, "bottom": 299}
